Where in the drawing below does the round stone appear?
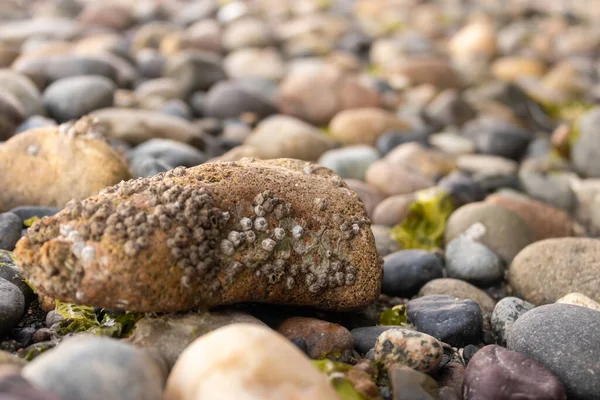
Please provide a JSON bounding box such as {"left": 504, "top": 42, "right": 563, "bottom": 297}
{"left": 445, "top": 236, "right": 504, "bottom": 287}
{"left": 418, "top": 278, "right": 496, "bottom": 313}
{"left": 0, "top": 278, "right": 25, "bottom": 334}
{"left": 0, "top": 212, "right": 22, "bottom": 251}
{"left": 374, "top": 327, "right": 443, "bottom": 373}
{"left": 277, "top": 317, "right": 354, "bottom": 360}
{"left": 382, "top": 250, "right": 444, "bottom": 297}
{"left": 490, "top": 296, "right": 534, "bottom": 345}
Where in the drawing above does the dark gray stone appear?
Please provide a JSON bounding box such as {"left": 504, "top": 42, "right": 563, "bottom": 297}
{"left": 129, "top": 156, "right": 173, "bottom": 178}
{"left": 0, "top": 212, "right": 22, "bottom": 250}
{"left": 445, "top": 236, "right": 504, "bottom": 287}
{"left": 0, "top": 250, "right": 35, "bottom": 306}
{"left": 407, "top": 295, "right": 483, "bottom": 346}
{"left": 389, "top": 365, "right": 439, "bottom": 400}
{"left": 464, "top": 345, "right": 566, "bottom": 400}
{"left": 15, "top": 115, "right": 57, "bottom": 134}
{"left": 350, "top": 326, "right": 402, "bottom": 354}
{"left": 160, "top": 99, "right": 193, "bottom": 121}
{"left": 9, "top": 206, "right": 61, "bottom": 222}
{"left": 382, "top": 250, "right": 444, "bottom": 297}
{"left": 23, "top": 335, "right": 167, "bottom": 400}
{"left": 490, "top": 296, "right": 534, "bottom": 345}
{"left": 0, "top": 278, "right": 25, "bottom": 334}
{"left": 438, "top": 172, "right": 486, "bottom": 208}
{"left": 376, "top": 131, "right": 429, "bottom": 156}
{"left": 464, "top": 117, "right": 532, "bottom": 160}
{"left": 571, "top": 107, "right": 600, "bottom": 177}
{"left": 507, "top": 304, "right": 600, "bottom": 400}
{"left": 16, "top": 56, "right": 118, "bottom": 86}
{"left": 128, "top": 138, "right": 206, "bottom": 169}
{"left": 204, "top": 80, "right": 277, "bottom": 121}
{"left": 43, "top": 75, "right": 116, "bottom": 122}
{"left": 164, "top": 51, "right": 226, "bottom": 95}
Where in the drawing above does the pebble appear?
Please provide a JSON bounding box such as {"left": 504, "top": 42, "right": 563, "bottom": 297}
{"left": 463, "top": 345, "right": 567, "bottom": 400}
{"left": 445, "top": 202, "right": 534, "bottom": 263}
{"left": 129, "top": 156, "right": 173, "bottom": 178}
{"left": 418, "top": 278, "right": 496, "bottom": 313}
{"left": 372, "top": 194, "right": 414, "bottom": 226}
{"left": 371, "top": 225, "right": 401, "bottom": 257}
{"left": 518, "top": 160, "right": 576, "bottom": 211}
{"left": 222, "top": 18, "right": 273, "bottom": 50}
{"left": 456, "top": 154, "right": 518, "bottom": 177}
{"left": 165, "top": 323, "right": 339, "bottom": 400}
{"left": 14, "top": 55, "right": 119, "bottom": 86}
{"left": 0, "top": 118, "right": 131, "bottom": 211}
{"left": 571, "top": 107, "right": 600, "bottom": 177}
{"left": 0, "top": 278, "right": 25, "bottom": 334}
{"left": 160, "top": 99, "right": 193, "bottom": 120}
{"left": 318, "top": 145, "right": 380, "bottom": 181}
{"left": 486, "top": 192, "right": 575, "bottom": 240}
{"left": 366, "top": 159, "right": 434, "bottom": 197}
{"left": 23, "top": 335, "right": 167, "bottom": 400}
{"left": 407, "top": 295, "right": 483, "bottom": 347}
{"left": 0, "top": 212, "right": 22, "bottom": 251}
{"left": 382, "top": 250, "right": 444, "bottom": 297}
{"left": 444, "top": 235, "right": 504, "bottom": 287}
{"left": 508, "top": 238, "right": 600, "bottom": 305}
{"left": 203, "top": 80, "right": 278, "bottom": 121}
{"left": 507, "top": 304, "right": 600, "bottom": 400}
{"left": 127, "top": 139, "right": 207, "bottom": 169}
{"left": 492, "top": 57, "right": 547, "bottom": 81}
{"left": 438, "top": 173, "right": 486, "bottom": 208}
{"left": 350, "top": 326, "right": 402, "bottom": 355}
{"left": 0, "top": 91, "right": 25, "bottom": 140}
{"left": 429, "top": 131, "right": 475, "bottom": 155}
{"left": 374, "top": 327, "right": 443, "bottom": 373}
{"left": 42, "top": 75, "right": 116, "bottom": 122}
{"left": 375, "top": 131, "right": 430, "bottom": 156}
{"left": 124, "top": 310, "right": 265, "bottom": 369}
{"left": 490, "top": 296, "right": 534, "bottom": 345}
{"left": 463, "top": 117, "right": 532, "bottom": 160}
{"left": 277, "top": 317, "right": 354, "bottom": 360}
{"left": 389, "top": 365, "right": 439, "bottom": 400}
{"left": 164, "top": 51, "right": 226, "bottom": 95}
{"left": 16, "top": 115, "right": 56, "bottom": 133}
{"left": 329, "top": 108, "right": 410, "bottom": 146}
{"left": 0, "top": 69, "right": 44, "bottom": 118}
{"left": 556, "top": 292, "right": 600, "bottom": 311}
{"left": 0, "top": 372, "right": 61, "bottom": 400}
{"left": 9, "top": 206, "right": 60, "bottom": 222}
{"left": 244, "top": 114, "right": 336, "bottom": 161}
{"left": 344, "top": 180, "right": 384, "bottom": 218}
{"left": 224, "top": 47, "right": 285, "bottom": 81}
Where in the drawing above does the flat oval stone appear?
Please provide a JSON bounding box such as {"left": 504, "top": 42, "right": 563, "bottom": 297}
{"left": 507, "top": 304, "right": 600, "bottom": 400}
{"left": 464, "top": 345, "right": 566, "bottom": 400}
{"left": 508, "top": 238, "right": 600, "bottom": 304}
{"left": 445, "top": 236, "right": 504, "bottom": 287}
{"left": 382, "top": 250, "right": 444, "bottom": 297}
{"left": 407, "top": 295, "right": 483, "bottom": 347}
{"left": 418, "top": 278, "right": 496, "bottom": 313}
{"left": 374, "top": 327, "right": 443, "bottom": 373}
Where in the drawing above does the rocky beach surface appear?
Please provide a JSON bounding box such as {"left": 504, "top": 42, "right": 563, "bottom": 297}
{"left": 0, "top": 0, "right": 599, "bottom": 399}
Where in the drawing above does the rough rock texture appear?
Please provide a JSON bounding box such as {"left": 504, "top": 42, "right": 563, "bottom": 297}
{"left": 15, "top": 158, "right": 382, "bottom": 312}
{"left": 508, "top": 238, "right": 600, "bottom": 304}
{"left": 0, "top": 117, "right": 131, "bottom": 212}
{"left": 374, "top": 327, "right": 444, "bottom": 373}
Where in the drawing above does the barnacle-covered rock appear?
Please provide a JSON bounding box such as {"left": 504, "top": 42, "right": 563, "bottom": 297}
{"left": 0, "top": 116, "right": 131, "bottom": 212}
{"left": 15, "top": 158, "right": 382, "bottom": 312}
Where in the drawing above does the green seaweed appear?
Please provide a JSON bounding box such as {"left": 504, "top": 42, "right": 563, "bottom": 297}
{"left": 390, "top": 187, "right": 453, "bottom": 250}
{"left": 378, "top": 305, "right": 407, "bottom": 326}
{"left": 23, "top": 216, "right": 40, "bottom": 227}
{"left": 54, "top": 301, "right": 142, "bottom": 338}
{"left": 312, "top": 360, "right": 367, "bottom": 400}
{"left": 541, "top": 100, "right": 593, "bottom": 122}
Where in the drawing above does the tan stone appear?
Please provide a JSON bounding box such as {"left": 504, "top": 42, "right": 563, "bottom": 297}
{"left": 328, "top": 108, "right": 410, "bottom": 146}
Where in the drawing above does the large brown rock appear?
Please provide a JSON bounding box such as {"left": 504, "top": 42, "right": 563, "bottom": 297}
{"left": 15, "top": 158, "right": 382, "bottom": 312}
{"left": 508, "top": 238, "right": 600, "bottom": 305}
{"left": 0, "top": 117, "right": 131, "bottom": 212}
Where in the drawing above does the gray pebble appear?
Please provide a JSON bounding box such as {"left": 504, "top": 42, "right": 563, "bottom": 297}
{"left": 445, "top": 236, "right": 504, "bottom": 287}
{"left": 490, "top": 296, "right": 534, "bottom": 345}
{"left": 0, "top": 212, "right": 22, "bottom": 250}
{"left": 0, "top": 278, "right": 26, "bottom": 334}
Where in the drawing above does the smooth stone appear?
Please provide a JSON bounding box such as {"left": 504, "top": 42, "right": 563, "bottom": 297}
{"left": 160, "top": 99, "right": 193, "bottom": 120}
{"left": 16, "top": 159, "right": 381, "bottom": 312}
{"left": 445, "top": 236, "right": 504, "bottom": 287}
{"left": 165, "top": 324, "right": 339, "bottom": 400}
{"left": 124, "top": 310, "right": 264, "bottom": 369}
{"left": 463, "top": 117, "right": 532, "bottom": 160}
{"left": 277, "top": 317, "right": 354, "bottom": 360}
{"left": 438, "top": 173, "right": 486, "bottom": 208}
{"left": 371, "top": 225, "right": 401, "bottom": 257}
{"left": 135, "top": 78, "right": 184, "bottom": 104}
{"left": 372, "top": 194, "right": 414, "bottom": 227}
{"left": 222, "top": 18, "right": 272, "bottom": 50}
{"left": 388, "top": 57, "right": 462, "bottom": 89}
{"left": 571, "top": 107, "right": 600, "bottom": 177}
{"left": 389, "top": 365, "right": 440, "bottom": 400}
{"left": 0, "top": 350, "right": 26, "bottom": 367}
{"left": 418, "top": 279, "right": 496, "bottom": 313}
{"left": 244, "top": 115, "right": 337, "bottom": 161}
{"left": 344, "top": 180, "right": 384, "bottom": 218}
{"left": 383, "top": 142, "right": 456, "bottom": 182}
{"left": 376, "top": 131, "right": 430, "bottom": 156}
{"left": 449, "top": 20, "right": 497, "bottom": 60}
{"left": 507, "top": 304, "right": 600, "bottom": 400}
{"left": 492, "top": 57, "right": 547, "bottom": 81}
{"left": 23, "top": 335, "right": 166, "bottom": 400}
{"left": 0, "top": 17, "right": 80, "bottom": 42}
{"left": 136, "top": 49, "right": 166, "bottom": 79}
{"left": 16, "top": 115, "right": 56, "bottom": 134}
{"left": 382, "top": 250, "right": 444, "bottom": 298}
{"left": 203, "top": 80, "right": 277, "bottom": 121}
{"left": 424, "top": 90, "right": 476, "bottom": 128}
{"left": 223, "top": 47, "right": 285, "bottom": 81}
{"left": 0, "top": 278, "right": 25, "bottom": 335}
{"left": 0, "top": 249, "right": 34, "bottom": 307}
{"left": 43, "top": 75, "right": 116, "bottom": 123}
{"left": 374, "top": 327, "right": 443, "bottom": 373}
{"left": 164, "top": 51, "right": 226, "bottom": 95}
{"left": 445, "top": 202, "right": 534, "bottom": 263}
{"left": 317, "top": 145, "right": 380, "bottom": 181}
{"left": 490, "top": 296, "right": 534, "bottom": 345}
{"left": 328, "top": 108, "right": 411, "bottom": 146}
{"left": 0, "top": 372, "right": 61, "bottom": 400}
{"left": 437, "top": 363, "right": 465, "bottom": 400}
{"left": 486, "top": 192, "right": 575, "bottom": 241}
{"left": 457, "top": 154, "right": 518, "bottom": 177}
{"left": 9, "top": 206, "right": 61, "bottom": 222}
{"left": 509, "top": 238, "right": 600, "bottom": 304}
{"left": 429, "top": 132, "right": 475, "bottom": 155}
{"left": 570, "top": 178, "right": 600, "bottom": 234}
{"left": 90, "top": 108, "right": 205, "bottom": 147}
{"left": 0, "top": 120, "right": 131, "bottom": 212}
{"left": 463, "top": 345, "right": 566, "bottom": 400}
{"left": 0, "top": 213, "right": 22, "bottom": 251}
{"left": 556, "top": 293, "right": 600, "bottom": 311}
{"left": 350, "top": 326, "right": 402, "bottom": 355}
{"left": 407, "top": 295, "right": 482, "bottom": 347}
{"left": 127, "top": 139, "right": 206, "bottom": 169}
{"left": 366, "top": 159, "right": 434, "bottom": 197}
{"left": 0, "top": 91, "right": 25, "bottom": 140}
{"left": 0, "top": 69, "right": 44, "bottom": 118}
